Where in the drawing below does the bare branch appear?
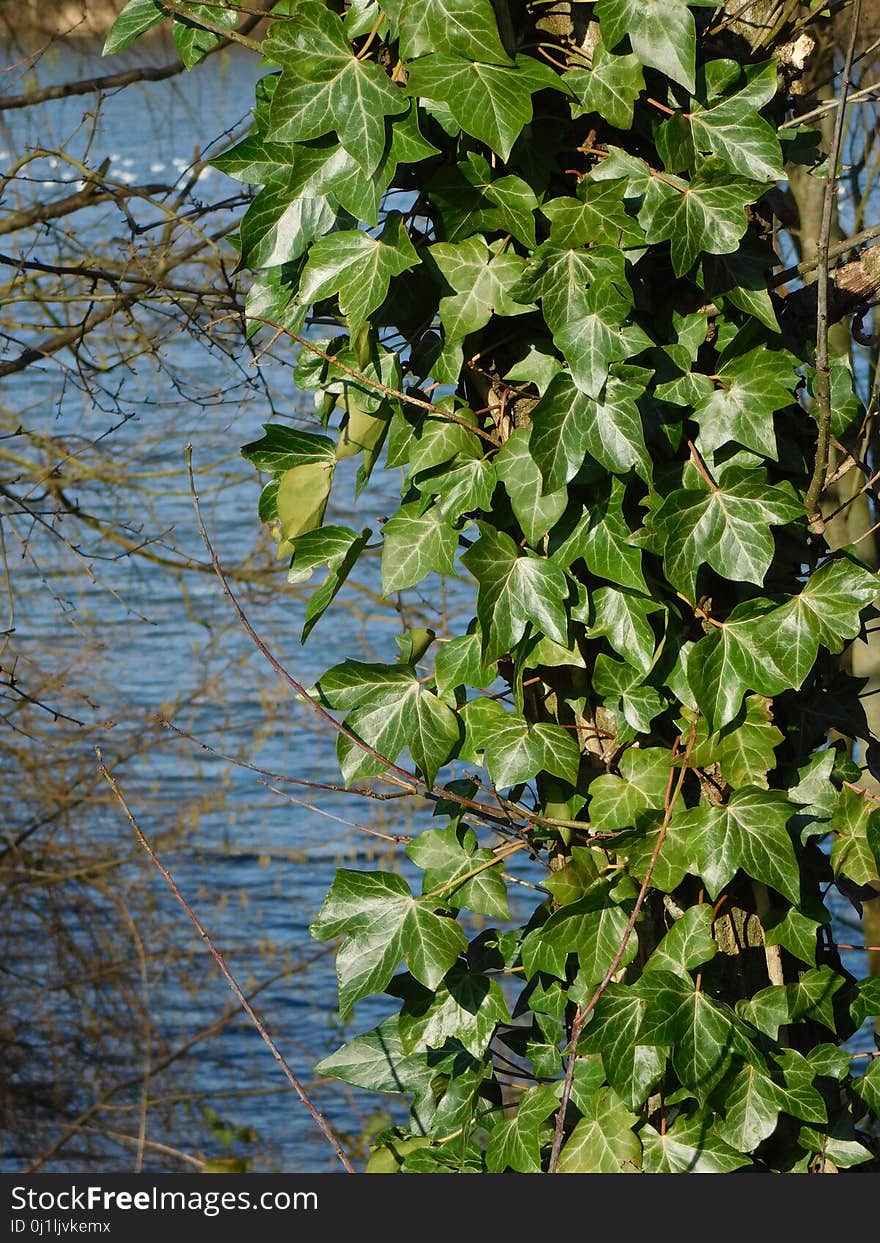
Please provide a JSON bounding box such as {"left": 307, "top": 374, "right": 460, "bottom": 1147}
{"left": 804, "top": 0, "right": 864, "bottom": 529}
{"left": 96, "top": 749, "right": 356, "bottom": 1173}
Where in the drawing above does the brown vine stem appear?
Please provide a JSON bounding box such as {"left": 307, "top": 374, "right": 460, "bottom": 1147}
{"left": 95, "top": 749, "right": 356, "bottom": 1173}
{"left": 688, "top": 439, "right": 719, "bottom": 491}
{"left": 804, "top": 0, "right": 863, "bottom": 530}
{"left": 154, "top": 0, "right": 263, "bottom": 51}
{"left": 239, "top": 316, "right": 501, "bottom": 446}
{"left": 547, "top": 725, "right": 697, "bottom": 1173}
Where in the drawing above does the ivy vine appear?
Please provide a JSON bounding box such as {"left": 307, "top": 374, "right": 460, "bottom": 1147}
{"left": 108, "top": 0, "right": 880, "bottom": 1173}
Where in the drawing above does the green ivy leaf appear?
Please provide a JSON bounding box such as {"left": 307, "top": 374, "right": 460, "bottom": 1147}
{"left": 675, "top": 787, "right": 800, "bottom": 904}
{"left": 103, "top": 0, "right": 164, "bottom": 55}
{"left": 381, "top": 502, "right": 458, "bottom": 594}
{"left": 637, "top": 970, "right": 753, "bottom": 1100}
{"left": 644, "top": 905, "right": 717, "bottom": 976}
{"left": 589, "top": 586, "right": 662, "bottom": 671}
{"left": 555, "top": 292, "right": 648, "bottom": 400}
{"left": 289, "top": 525, "right": 373, "bottom": 641}
{"left": 462, "top": 523, "right": 570, "bottom": 662}
{"left": 551, "top": 478, "right": 648, "bottom": 592}
{"left": 763, "top": 906, "right": 824, "bottom": 968}
{"left": 495, "top": 428, "right": 569, "bottom": 546}
{"left": 689, "top": 694, "right": 782, "bottom": 787}
{"left": 335, "top": 694, "right": 418, "bottom": 781}
{"left": 542, "top": 179, "right": 645, "bottom": 249}
{"left": 594, "top": 0, "right": 697, "bottom": 92}
{"left": 829, "top": 787, "right": 880, "bottom": 887}
{"left": 798, "top": 1120, "right": 873, "bottom": 1168}
{"left": 511, "top": 242, "right": 628, "bottom": 332}
{"left": 384, "top": 0, "right": 512, "bottom": 64}
{"left": 298, "top": 211, "right": 419, "bottom": 335}
{"left": 172, "top": 3, "right": 238, "bottom": 69}
{"left": 416, "top": 456, "right": 497, "bottom": 522}
{"left": 715, "top": 1062, "right": 786, "bottom": 1152}
{"left": 693, "top": 346, "right": 797, "bottom": 460}
{"left": 853, "top": 1060, "right": 880, "bottom": 1118}
{"left": 433, "top": 632, "right": 496, "bottom": 696}
{"left": 641, "top": 1114, "right": 751, "bottom": 1172}
{"left": 241, "top": 424, "right": 336, "bottom": 473}
{"left": 406, "top": 56, "right": 540, "bottom": 161}
{"left": 587, "top": 748, "right": 672, "bottom": 832}
{"left": 557, "top": 1086, "right": 641, "bottom": 1173}
{"left": 543, "top": 848, "right": 601, "bottom": 906}
{"left": 317, "top": 658, "right": 415, "bottom": 710}
{"left": 407, "top": 825, "right": 509, "bottom": 918}
{"left": 647, "top": 467, "right": 802, "bottom": 601}
{"left": 639, "top": 160, "right": 765, "bottom": 276}
{"left": 580, "top": 985, "right": 666, "bottom": 1110}
{"left": 527, "top": 883, "right": 638, "bottom": 985}
{"left": 266, "top": 3, "right": 407, "bottom": 172}
{"left": 686, "top": 61, "right": 783, "bottom": 181}
{"left": 408, "top": 691, "right": 461, "bottom": 787}
{"left": 390, "top": 965, "right": 510, "bottom": 1057}
{"left": 463, "top": 700, "right": 580, "bottom": 787}
{"left": 567, "top": 41, "right": 645, "bottom": 131}
{"left": 484, "top": 1085, "right": 559, "bottom": 1173}
{"left": 737, "top": 967, "right": 845, "bottom": 1039}
{"left": 430, "top": 235, "right": 533, "bottom": 348}
{"left": 528, "top": 371, "right": 651, "bottom": 493}
{"left": 310, "top": 869, "right": 466, "bottom": 1015}
{"left": 315, "top": 1015, "right": 436, "bottom": 1094}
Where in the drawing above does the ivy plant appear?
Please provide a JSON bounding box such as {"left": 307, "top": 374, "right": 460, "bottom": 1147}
{"left": 108, "top": 0, "right": 880, "bottom": 1172}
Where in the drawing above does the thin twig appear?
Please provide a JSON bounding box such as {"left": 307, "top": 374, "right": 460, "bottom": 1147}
{"left": 804, "top": 0, "right": 863, "bottom": 530}
{"left": 96, "top": 748, "right": 355, "bottom": 1173}
{"left": 771, "top": 223, "right": 880, "bottom": 289}
{"left": 23, "top": 954, "right": 331, "bottom": 1172}
{"left": 243, "top": 318, "right": 500, "bottom": 446}
{"left": 780, "top": 77, "right": 880, "bottom": 131}
{"left": 547, "top": 726, "right": 697, "bottom": 1173}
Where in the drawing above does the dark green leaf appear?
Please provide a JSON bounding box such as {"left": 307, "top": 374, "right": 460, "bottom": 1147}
{"left": 675, "top": 787, "right": 800, "bottom": 904}
{"left": 637, "top": 971, "right": 753, "bottom": 1100}
{"left": 311, "top": 868, "right": 466, "bottom": 1014}
{"left": 299, "top": 211, "right": 419, "bottom": 334}
{"left": 567, "top": 41, "right": 645, "bottom": 131}
{"left": 406, "top": 56, "right": 540, "bottom": 161}
{"left": 594, "top": 0, "right": 697, "bottom": 92}
{"left": 580, "top": 985, "right": 666, "bottom": 1110}
{"left": 462, "top": 523, "right": 570, "bottom": 662}
{"left": 390, "top": 965, "right": 510, "bottom": 1057}
{"left": 644, "top": 905, "right": 717, "bottom": 976}
{"left": 267, "top": 4, "right": 407, "bottom": 173}
{"left": 495, "top": 429, "right": 569, "bottom": 546}
{"left": 648, "top": 467, "right": 802, "bottom": 601}
{"left": 384, "top": 0, "right": 512, "bottom": 65}
{"left": 639, "top": 160, "right": 765, "bottom": 276}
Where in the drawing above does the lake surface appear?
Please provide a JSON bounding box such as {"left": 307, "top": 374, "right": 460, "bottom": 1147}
{"left": 0, "top": 36, "right": 873, "bottom": 1174}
